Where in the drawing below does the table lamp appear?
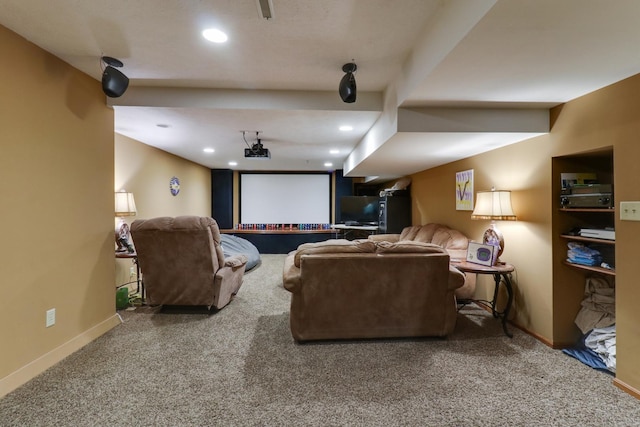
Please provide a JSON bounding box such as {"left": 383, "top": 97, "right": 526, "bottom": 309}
{"left": 471, "top": 188, "right": 517, "bottom": 264}
{"left": 115, "top": 190, "right": 137, "bottom": 253}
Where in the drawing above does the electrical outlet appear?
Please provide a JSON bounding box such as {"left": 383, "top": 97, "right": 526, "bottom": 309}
{"left": 620, "top": 201, "right": 640, "bottom": 221}
{"left": 129, "top": 266, "right": 136, "bottom": 279}
{"left": 46, "top": 308, "right": 56, "bottom": 327}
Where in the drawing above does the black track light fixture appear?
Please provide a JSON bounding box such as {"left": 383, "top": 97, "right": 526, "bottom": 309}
{"left": 101, "top": 56, "right": 129, "bottom": 98}
{"left": 339, "top": 62, "right": 357, "bottom": 103}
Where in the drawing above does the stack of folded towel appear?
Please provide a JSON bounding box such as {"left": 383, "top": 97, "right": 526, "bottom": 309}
{"left": 563, "top": 275, "right": 616, "bottom": 372}
{"left": 585, "top": 325, "right": 616, "bottom": 372}
{"left": 567, "top": 242, "right": 602, "bottom": 266}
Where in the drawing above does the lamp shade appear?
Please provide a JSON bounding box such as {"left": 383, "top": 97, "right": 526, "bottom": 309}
{"left": 471, "top": 190, "right": 516, "bottom": 221}
{"left": 115, "top": 191, "right": 137, "bottom": 216}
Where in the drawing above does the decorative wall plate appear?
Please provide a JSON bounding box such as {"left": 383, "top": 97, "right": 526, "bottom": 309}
{"left": 170, "top": 176, "right": 180, "bottom": 196}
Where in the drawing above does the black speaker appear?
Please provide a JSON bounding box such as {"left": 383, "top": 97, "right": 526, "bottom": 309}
{"left": 378, "top": 195, "right": 411, "bottom": 233}
{"left": 102, "top": 66, "right": 129, "bottom": 98}
{"left": 339, "top": 73, "right": 356, "bottom": 103}
{"left": 339, "top": 63, "right": 357, "bottom": 103}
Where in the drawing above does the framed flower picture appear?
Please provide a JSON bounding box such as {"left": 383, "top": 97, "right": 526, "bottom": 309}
{"left": 455, "top": 169, "right": 474, "bottom": 211}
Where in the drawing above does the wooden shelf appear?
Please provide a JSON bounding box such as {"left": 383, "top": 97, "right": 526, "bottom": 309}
{"left": 560, "top": 234, "right": 615, "bottom": 245}
{"left": 221, "top": 229, "right": 334, "bottom": 235}
{"left": 563, "top": 260, "right": 615, "bottom": 276}
{"left": 559, "top": 208, "right": 615, "bottom": 213}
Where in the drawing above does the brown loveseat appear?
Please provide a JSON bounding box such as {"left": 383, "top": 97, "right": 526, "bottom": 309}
{"left": 131, "top": 216, "right": 248, "bottom": 309}
{"left": 282, "top": 239, "right": 466, "bottom": 342}
{"left": 368, "top": 223, "right": 476, "bottom": 299}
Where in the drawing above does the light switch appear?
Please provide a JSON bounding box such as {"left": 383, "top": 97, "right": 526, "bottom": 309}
{"left": 46, "top": 308, "right": 56, "bottom": 327}
{"left": 620, "top": 201, "right": 640, "bottom": 221}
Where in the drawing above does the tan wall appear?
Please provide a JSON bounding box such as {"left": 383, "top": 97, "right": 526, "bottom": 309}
{"left": 411, "top": 73, "right": 640, "bottom": 393}
{"left": 114, "top": 134, "right": 212, "bottom": 285}
{"left": 411, "top": 137, "right": 555, "bottom": 335}
{"left": 0, "top": 25, "right": 118, "bottom": 396}
{"left": 3, "top": 17, "right": 640, "bottom": 398}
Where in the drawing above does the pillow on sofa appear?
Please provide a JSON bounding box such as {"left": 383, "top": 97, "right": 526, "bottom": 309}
{"left": 375, "top": 240, "right": 446, "bottom": 254}
{"left": 294, "top": 239, "right": 376, "bottom": 267}
{"left": 413, "top": 223, "right": 443, "bottom": 243}
{"left": 398, "top": 225, "right": 422, "bottom": 241}
{"left": 431, "top": 228, "right": 469, "bottom": 250}
{"left": 430, "top": 228, "right": 469, "bottom": 262}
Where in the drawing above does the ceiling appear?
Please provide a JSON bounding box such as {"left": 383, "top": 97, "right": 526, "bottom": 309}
{"left": 4, "top": 0, "right": 640, "bottom": 181}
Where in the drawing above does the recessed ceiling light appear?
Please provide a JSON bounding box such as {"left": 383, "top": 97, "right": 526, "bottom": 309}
{"left": 156, "top": 124, "right": 170, "bottom": 128}
{"left": 228, "top": 161, "right": 238, "bottom": 166}
{"left": 203, "top": 148, "right": 215, "bottom": 153}
{"left": 202, "top": 28, "right": 228, "bottom": 43}
{"left": 324, "top": 162, "right": 333, "bottom": 167}
{"left": 329, "top": 149, "right": 339, "bottom": 154}
{"left": 339, "top": 125, "right": 353, "bottom": 131}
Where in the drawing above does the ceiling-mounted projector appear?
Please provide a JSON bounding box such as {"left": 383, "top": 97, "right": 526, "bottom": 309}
{"left": 244, "top": 139, "right": 271, "bottom": 158}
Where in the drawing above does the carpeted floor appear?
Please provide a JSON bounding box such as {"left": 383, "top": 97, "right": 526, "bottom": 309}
{"left": 1, "top": 254, "right": 638, "bottom": 426}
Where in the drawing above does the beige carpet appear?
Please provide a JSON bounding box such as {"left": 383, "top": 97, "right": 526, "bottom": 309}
{"left": 1, "top": 254, "right": 638, "bottom": 426}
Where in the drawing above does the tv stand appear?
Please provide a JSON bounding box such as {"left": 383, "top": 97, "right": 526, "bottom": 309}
{"left": 332, "top": 224, "right": 378, "bottom": 240}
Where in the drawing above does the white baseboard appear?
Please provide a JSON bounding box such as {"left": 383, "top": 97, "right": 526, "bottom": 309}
{"left": 0, "top": 314, "right": 122, "bottom": 398}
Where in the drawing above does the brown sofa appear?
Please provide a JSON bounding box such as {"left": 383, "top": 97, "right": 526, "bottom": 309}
{"left": 131, "top": 216, "right": 247, "bottom": 309}
{"left": 368, "top": 223, "right": 476, "bottom": 299}
{"left": 282, "top": 239, "right": 466, "bottom": 342}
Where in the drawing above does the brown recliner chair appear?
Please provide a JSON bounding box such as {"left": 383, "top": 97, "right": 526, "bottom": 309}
{"left": 130, "top": 216, "right": 248, "bottom": 310}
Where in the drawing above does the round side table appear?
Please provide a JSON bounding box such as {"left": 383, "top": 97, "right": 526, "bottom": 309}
{"left": 452, "top": 261, "right": 515, "bottom": 338}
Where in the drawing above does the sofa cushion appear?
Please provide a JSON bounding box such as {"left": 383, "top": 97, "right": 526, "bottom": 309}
{"left": 413, "top": 223, "right": 442, "bottom": 243}
{"left": 432, "top": 228, "right": 469, "bottom": 250}
{"left": 294, "top": 239, "right": 376, "bottom": 267}
{"left": 375, "top": 240, "right": 446, "bottom": 254}
{"left": 398, "top": 225, "right": 421, "bottom": 241}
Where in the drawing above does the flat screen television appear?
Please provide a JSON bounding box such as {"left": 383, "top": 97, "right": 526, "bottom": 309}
{"left": 339, "top": 196, "right": 379, "bottom": 225}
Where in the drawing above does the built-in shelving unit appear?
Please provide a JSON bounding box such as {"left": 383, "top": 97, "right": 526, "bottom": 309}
{"left": 562, "top": 260, "right": 616, "bottom": 276}
{"left": 560, "top": 223, "right": 616, "bottom": 277}
{"left": 560, "top": 234, "right": 615, "bottom": 245}
{"left": 551, "top": 147, "right": 615, "bottom": 347}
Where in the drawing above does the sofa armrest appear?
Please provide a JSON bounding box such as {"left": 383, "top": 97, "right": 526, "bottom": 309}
{"left": 448, "top": 265, "right": 466, "bottom": 291}
{"left": 368, "top": 233, "right": 400, "bottom": 243}
{"left": 224, "top": 254, "right": 248, "bottom": 268}
{"left": 282, "top": 252, "right": 301, "bottom": 292}
{"left": 446, "top": 249, "right": 468, "bottom": 263}
{"left": 213, "top": 262, "right": 246, "bottom": 309}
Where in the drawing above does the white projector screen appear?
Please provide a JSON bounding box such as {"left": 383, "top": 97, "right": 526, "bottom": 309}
{"left": 240, "top": 173, "right": 331, "bottom": 224}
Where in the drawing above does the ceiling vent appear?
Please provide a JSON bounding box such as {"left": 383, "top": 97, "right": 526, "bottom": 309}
{"left": 256, "top": 0, "right": 274, "bottom": 20}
